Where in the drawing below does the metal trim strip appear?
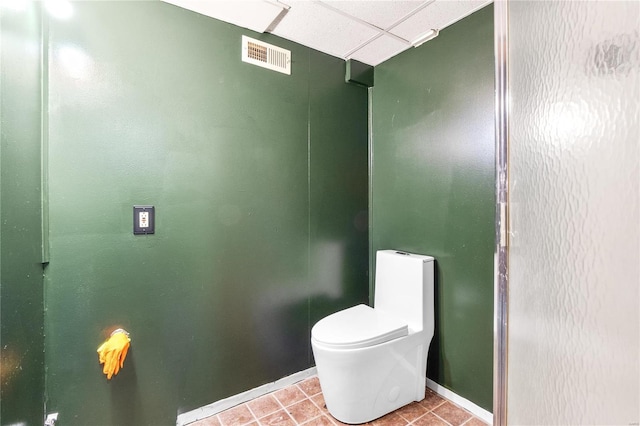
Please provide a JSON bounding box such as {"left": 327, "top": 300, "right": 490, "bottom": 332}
{"left": 493, "top": 1, "right": 510, "bottom": 424}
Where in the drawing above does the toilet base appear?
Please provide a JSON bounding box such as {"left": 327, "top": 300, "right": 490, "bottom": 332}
{"left": 312, "top": 332, "right": 430, "bottom": 424}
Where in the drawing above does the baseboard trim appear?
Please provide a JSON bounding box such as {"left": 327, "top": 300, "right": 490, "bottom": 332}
{"left": 426, "top": 378, "right": 493, "bottom": 425}
{"left": 176, "top": 367, "right": 318, "bottom": 426}
{"left": 177, "top": 370, "right": 492, "bottom": 426}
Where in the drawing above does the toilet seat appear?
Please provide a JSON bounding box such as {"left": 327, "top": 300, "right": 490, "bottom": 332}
{"left": 311, "top": 304, "right": 408, "bottom": 350}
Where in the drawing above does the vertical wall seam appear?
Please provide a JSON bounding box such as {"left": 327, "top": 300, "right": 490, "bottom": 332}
{"left": 40, "top": 7, "right": 49, "bottom": 265}
{"left": 493, "top": 1, "right": 509, "bottom": 424}
{"left": 40, "top": 5, "right": 50, "bottom": 419}
{"left": 306, "top": 49, "right": 312, "bottom": 365}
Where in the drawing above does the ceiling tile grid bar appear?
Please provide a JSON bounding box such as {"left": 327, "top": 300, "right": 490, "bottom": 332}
{"left": 315, "top": 1, "right": 412, "bottom": 46}
{"left": 161, "top": 0, "right": 494, "bottom": 66}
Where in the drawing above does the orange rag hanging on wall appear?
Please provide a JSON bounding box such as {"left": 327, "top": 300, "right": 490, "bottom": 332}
{"left": 97, "top": 329, "right": 131, "bottom": 379}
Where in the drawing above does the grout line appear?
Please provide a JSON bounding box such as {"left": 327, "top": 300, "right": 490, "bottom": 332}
{"left": 309, "top": 397, "right": 323, "bottom": 411}
{"left": 431, "top": 400, "right": 447, "bottom": 411}
{"left": 298, "top": 413, "right": 326, "bottom": 425}
{"left": 244, "top": 402, "right": 260, "bottom": 423}
{"left": 271, "top": 390, "right": 291, "bottom": 423}
{"left": 285, "top": 411, "right": 297, "bottom": 425}
{"left": 430, "top": 411, "right": 453, "bottom": 426}
{"left": 205, "top": 379, "right": 488, "bottom": 426}
{"left": 273, "top": 392, "right": 287, "bottom": 411}
{"left": 307, "top": 395, "right": 339, "bottom": 426}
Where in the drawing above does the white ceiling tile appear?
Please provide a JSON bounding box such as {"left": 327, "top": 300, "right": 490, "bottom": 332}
{"left": 349, "top": 34, "right": 410, "bottom": 66}
{"left": 271, "top": 1, "right": 381, "bottom": 59}
{"left": 163, "top": 0, "right": 286, "bottom": 33}
{"left": 390, "top": 0, "right": 491, "bottom": 43}
{"left": 317, "top": 1, "right": 426, "bottom": 30}
{"left": 162, "top": 0, "right": 490, "bottom": 66}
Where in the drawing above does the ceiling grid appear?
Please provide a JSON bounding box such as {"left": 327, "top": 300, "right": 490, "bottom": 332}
{"left": 163, "top": 0, "right": 492, "bottom": 66}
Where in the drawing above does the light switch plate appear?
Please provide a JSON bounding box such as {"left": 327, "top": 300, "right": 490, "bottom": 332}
{"left": 133, "top": 205, "right": 155, "bottom": 235}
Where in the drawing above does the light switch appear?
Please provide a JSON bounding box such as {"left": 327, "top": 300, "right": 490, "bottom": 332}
{"left": 133, "top": 205, "right": 155, "bottom": 235}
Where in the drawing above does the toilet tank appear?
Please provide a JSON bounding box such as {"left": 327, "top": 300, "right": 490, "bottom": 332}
{"left": 374, "top": 250, "right": 434, "bottom": 334}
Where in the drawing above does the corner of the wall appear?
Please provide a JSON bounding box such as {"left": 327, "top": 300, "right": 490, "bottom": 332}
{"left": 176, "top": 367, "right": 318, "bottom": 426}
{"left": 426, "top": 378, "right": 493, "bottom": 425}
{"left": 345, "top": 59, "right": 374, "bottom": 88}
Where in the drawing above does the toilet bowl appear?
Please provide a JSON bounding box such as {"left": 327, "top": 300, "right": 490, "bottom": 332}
{"left": 311, "top": 250, "right": 434, "bottom": 424}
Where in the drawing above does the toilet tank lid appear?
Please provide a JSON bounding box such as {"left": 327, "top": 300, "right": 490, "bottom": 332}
{"left": 311, "top": 304, "right": 408, "bottom": 350}
{"left": 378, "top": 250, "right": 434, "bottom": 262}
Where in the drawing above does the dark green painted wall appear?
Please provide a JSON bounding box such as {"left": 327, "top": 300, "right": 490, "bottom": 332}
{"left": 43, "top": 2, "right": 368, "bottom": 425}
{"left": 371, "top": 5, "right": 494, "bottom": 411}
{"left": 1, "top": 1, "right": 494, "bottom": 422}
{"left": 0, "top": 3, "right": 46, "bottom": 425}
{"left": 309, "top": 52, "right": 370, "bottom": 327}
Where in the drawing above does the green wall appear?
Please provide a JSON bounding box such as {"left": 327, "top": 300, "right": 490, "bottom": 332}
{"left": 0, "top": 3, "right": 46, "bottom": 425}
{"left": 371, "top": 5, "right": 494, "bottom": 411}
{"left": 43, "top": 2, "right": 368, "bottom": 425}
{"left": 1, "top": 1, "right": 495, "bottom": 423}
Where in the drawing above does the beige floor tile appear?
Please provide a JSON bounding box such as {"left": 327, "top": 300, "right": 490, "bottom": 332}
{"left": 371, "top": 411, "right": 409, "bottom": 426}
{"left": 274, "top": 385, "right": 307, "bottom": 407}
{"left": 419, "top": 389, "right": 446, "bottom": 411}
{"left": 300, "top": 415, "right": 335, "bottom": 426}
{"left": 412, "top": 412, "right": 450, "bottom": 426}
{"left": 431, "top": 402, "right": 472, "bottom": 426}
{"left": 258, "top": 409, "right": 296, "bottom": 426}
{"left": 297, "top": 377, "right": 322, "bottom": 397}
{"left": 287, "top": 399, "right": 323, "bottom": 424}
{"left": 396, "top": 402, "right": 428, "bottom": 423}
{"left": 462, "top": 417, "right": 489, "bottom": 426}
{"left": 190, "top": 415, "right": 222, "bottom": 426}
{"left": 186, "top": 377, "right": 487, "bottom": 426}
{"left": 218, "top": 404, "right": 256, "bottom": 426}
{"left": 248, "top": 394, "right": 282, "bottom": 419}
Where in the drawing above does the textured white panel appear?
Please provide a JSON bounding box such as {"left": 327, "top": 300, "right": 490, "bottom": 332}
{"left": 320, "top": 0, "right": 425, "bottom": 30}
{"left": 270, "top": 1, "right": 380, "bottom": 59}
{"left": 508, "top": 1, "right": 640, "bottom": 425}
{"left": 162, "top": 0, "right": 285, "bottom": 33}
{"left": 390, "top": 0, "right": 489, "bottom": 42}
{"left": 348, "top": 34, "right": 410, "bottom": 66}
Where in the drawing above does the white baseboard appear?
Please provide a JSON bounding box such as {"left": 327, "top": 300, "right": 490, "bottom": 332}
{"left": 426, "top": 378, "right": 493, "bottom": 425}
{"left": 176, "top": 367, "right": 317, "bottom": 426}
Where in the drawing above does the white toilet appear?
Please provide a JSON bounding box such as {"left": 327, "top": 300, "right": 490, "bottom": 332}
{"left": 311, "top": 250, "right": 435, "bottom": 424}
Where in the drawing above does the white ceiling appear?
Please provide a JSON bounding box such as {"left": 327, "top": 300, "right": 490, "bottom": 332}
{"left": 162, "top": 0, "right": 492, "bottom": 66}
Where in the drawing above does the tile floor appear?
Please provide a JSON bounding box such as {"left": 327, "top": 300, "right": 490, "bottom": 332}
{"left": 191, "top": 376, "right": 488, "bottom": 426}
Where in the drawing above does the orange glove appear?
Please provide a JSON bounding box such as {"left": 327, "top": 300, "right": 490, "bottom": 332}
{"left": 97, "top": 329, "right": 131, "bottom": 379}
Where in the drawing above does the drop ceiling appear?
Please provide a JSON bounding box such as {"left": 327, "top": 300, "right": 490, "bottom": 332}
{"left": 162, "top": 0, "right": 492, "bottom": 66}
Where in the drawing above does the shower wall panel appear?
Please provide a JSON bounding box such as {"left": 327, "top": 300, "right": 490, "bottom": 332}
{"left": 507, "top": 1, "right": 640, "bottom": 424}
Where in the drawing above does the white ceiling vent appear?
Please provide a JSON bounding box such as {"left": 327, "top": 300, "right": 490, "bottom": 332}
{"left": 242, "top": 35, "right": 291, "bottom": 75}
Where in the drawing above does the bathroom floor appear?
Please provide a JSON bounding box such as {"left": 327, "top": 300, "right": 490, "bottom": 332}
{"left": 190, "top": 376, "right": 488, "bottom": 426}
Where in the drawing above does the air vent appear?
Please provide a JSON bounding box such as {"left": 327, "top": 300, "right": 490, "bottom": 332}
{"left": 242, "top": 35, "right": 291, "bottom": 75}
